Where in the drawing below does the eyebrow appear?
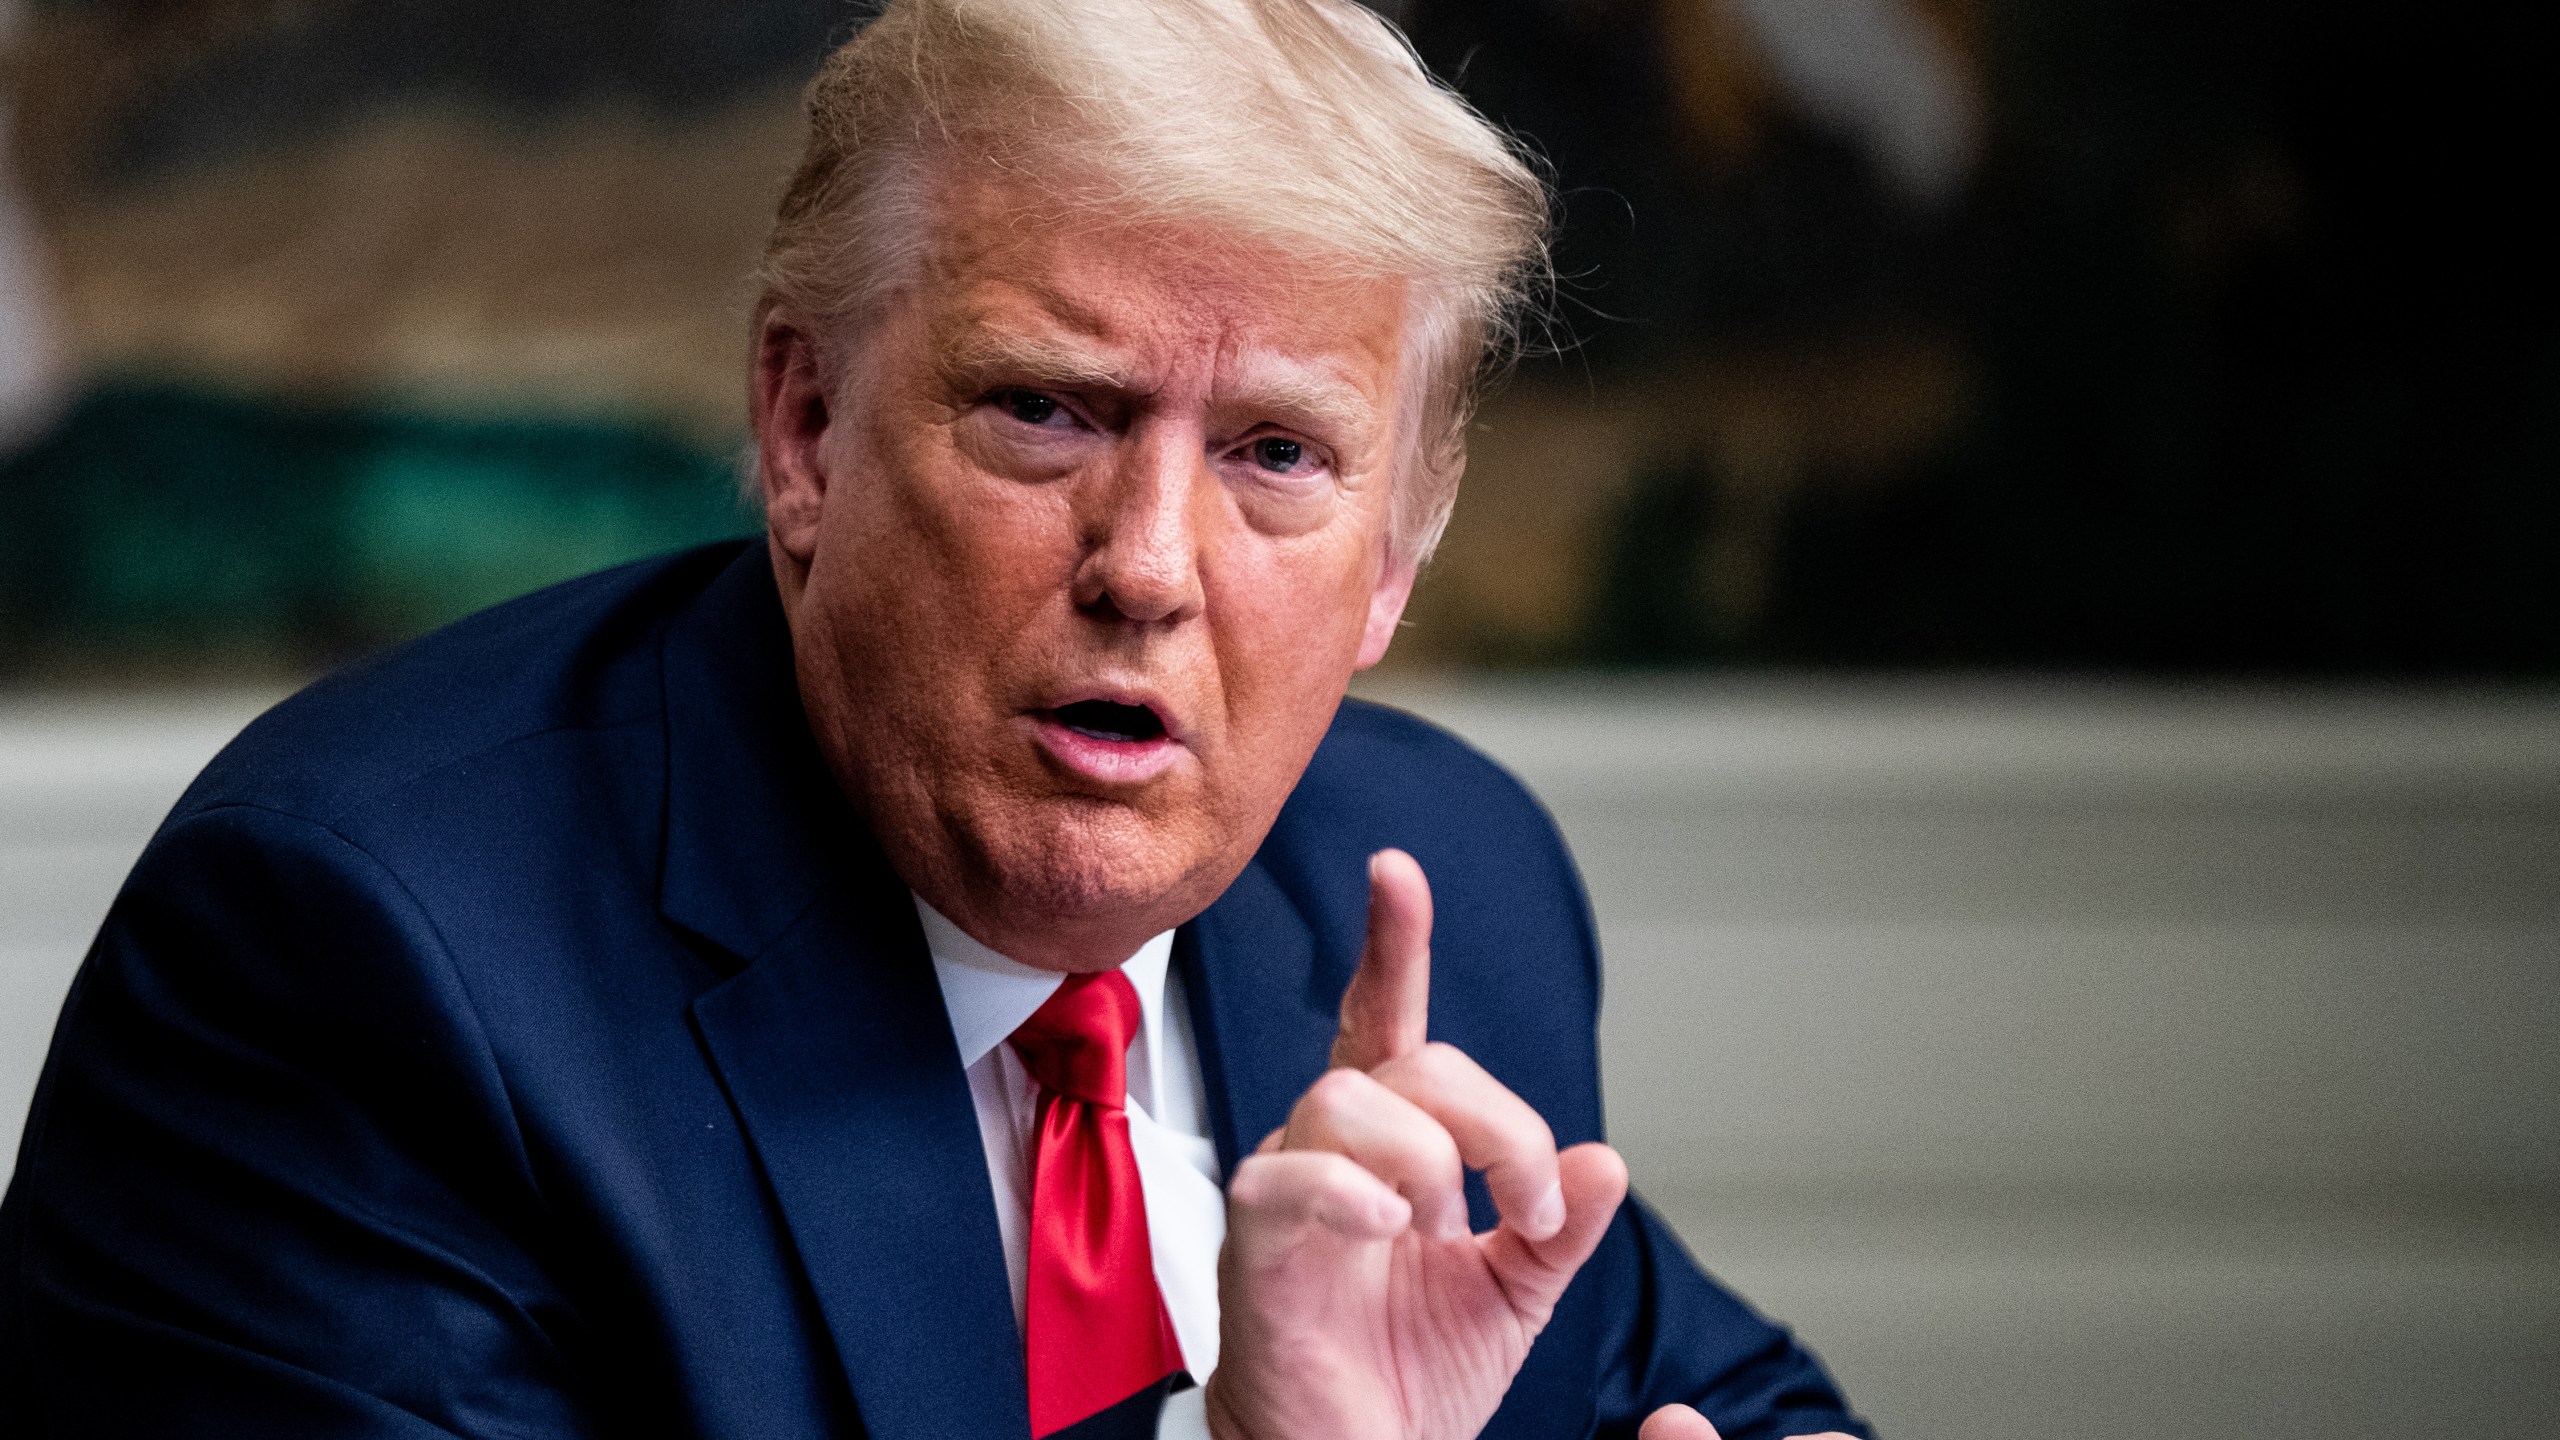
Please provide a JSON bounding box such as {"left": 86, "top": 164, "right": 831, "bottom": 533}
{"left": 936, "top": 329, "right": 1137, "bottom": 394}
{"left": 937, "top": 326, "right": 1382, "bottom": 442}
{"left": 1223, "top": 357, "right": 1380, "bottom": 444}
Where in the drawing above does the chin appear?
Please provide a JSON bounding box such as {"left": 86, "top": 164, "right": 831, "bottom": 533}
{"left": 964, "top": 795, "right": 1220, "bottom": 939}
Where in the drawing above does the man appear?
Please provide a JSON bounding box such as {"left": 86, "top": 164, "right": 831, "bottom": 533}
{"left": 1, "top": 2, "right": 1870, "bottom": 1437}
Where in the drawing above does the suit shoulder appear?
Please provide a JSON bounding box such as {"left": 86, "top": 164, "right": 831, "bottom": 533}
{"left": 1270, "top": 696, "right": 1591, "bottom": 958}
{"left": 1302, "top": 697, "right": 1567, "bottom": 852}
{"left": 1263, "top": 700, "right": 1603, "bottom": 1139}
{"left": 172, "top": 541, "right": 747, "bottom": 828}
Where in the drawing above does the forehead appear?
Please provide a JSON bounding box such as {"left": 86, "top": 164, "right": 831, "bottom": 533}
{"left": 913, "top": 168, "right": 1413, "bottom": 409}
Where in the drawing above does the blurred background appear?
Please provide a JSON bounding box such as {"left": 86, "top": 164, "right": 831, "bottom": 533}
{"left": 2, "top": 1, "right": 2554, "bottom": 1435}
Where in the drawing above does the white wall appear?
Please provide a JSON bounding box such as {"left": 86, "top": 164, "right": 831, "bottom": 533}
{"left": 0, "top": 691, "right": 280, "bottom": 1165}
{"left": 1368, "top": 679, "right": 2560, "bottom": 1199}
{"left": 1366, "top": 677, "right": 2560, "bottom": 1438}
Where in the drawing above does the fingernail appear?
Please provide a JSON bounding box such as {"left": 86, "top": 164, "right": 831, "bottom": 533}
{"left": 1530, "top": 1182, "right": 1566, "bottom": 1239}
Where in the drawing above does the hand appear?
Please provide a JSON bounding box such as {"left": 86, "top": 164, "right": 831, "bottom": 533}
{"left": 1639, "top": 1402, "right": 1859, "bottom": 1440}
{"left": 1203, "top": 849, "right": 1631, "bottom": 1440}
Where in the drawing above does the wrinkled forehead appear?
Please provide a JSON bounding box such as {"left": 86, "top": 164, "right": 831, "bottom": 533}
{"left": 907, "top": 165, "right": 1418, "bottom": 427}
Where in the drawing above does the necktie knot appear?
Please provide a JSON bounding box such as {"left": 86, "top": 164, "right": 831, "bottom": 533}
{"left": 1009, "top": 969, "right": 1141, "bottom": 1108}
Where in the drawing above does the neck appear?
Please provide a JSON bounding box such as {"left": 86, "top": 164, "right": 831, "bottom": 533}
{"left": 906, "top": 876, "right": 1179, "bottom": 975}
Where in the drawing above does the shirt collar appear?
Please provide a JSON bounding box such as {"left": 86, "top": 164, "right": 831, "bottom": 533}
{"left": 914, "top": 894, "right": 1176, "bottom": 1078}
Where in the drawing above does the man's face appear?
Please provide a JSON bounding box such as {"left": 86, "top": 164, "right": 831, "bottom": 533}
{"left": 758, "top": 170, "right": 1420, "bottom": 970}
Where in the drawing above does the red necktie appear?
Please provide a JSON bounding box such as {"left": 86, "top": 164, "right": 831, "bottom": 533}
{"left": 1008, "top": 970, "right": 1184, "bottom": 1437}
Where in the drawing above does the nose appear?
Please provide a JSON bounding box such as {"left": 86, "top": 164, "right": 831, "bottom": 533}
{"left": 1071, "top": 424, "right": 1205, "bottom": 627}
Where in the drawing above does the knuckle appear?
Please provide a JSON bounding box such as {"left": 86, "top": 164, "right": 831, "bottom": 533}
{"left": 1229, "top": 1152, "right": 1357, "bottom": 1218}
{"left": 1226, "top": 1157, "right": 1280, "bottom": 1210}
{"left": 1510, "top": 1097, "right": 1558, "bottom": 1143}
{"left": 1229, "top": 1152, "right": 1285, "bottom": 1194}
{"left": 1418, "top": 1128, "right": 1465, "bottom": 1182}
{"left": 1495, "top": 1114, "right": 1559, "bottom": 1166}
{"left": 1367, "top": 1050, "right": 1424, "bottom": 1091}
{"left": 1307, "top": 1066, "right": 1372, "bottom": 1109}
{"left": 1369, "top": 1104, "right": 1458, "bottom": 1173}
{"left": 1412, "top": 1040, "right": 1477, "bottom": 1084}
{"left": 1310, "top": 1150, "right": 1372, "bottom": 1191}
{"left": 1417, "top": 1039, "right": 1466, "bottom": 1068}
{"left": 1475, "top": 1103, "right": 1555, "bottom": 1168}
{"left": 1292, "top": 1151, "right": 1377, "bottom": 1211}
{"left": 1295, "top": 1068, "right": 1381, "bottom": 1134}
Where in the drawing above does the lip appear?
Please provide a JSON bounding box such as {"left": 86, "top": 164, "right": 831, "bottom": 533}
{"left": 1027, "top": 689, "right": 1187, "bottom": 787}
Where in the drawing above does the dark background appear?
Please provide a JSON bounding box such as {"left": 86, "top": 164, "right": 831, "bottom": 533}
{"left": 2, "top": 0, "right": 2553, "bottom": 676}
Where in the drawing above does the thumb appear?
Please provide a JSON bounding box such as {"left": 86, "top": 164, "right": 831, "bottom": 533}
{"left": 1331, "top": 848, "right": 1432, "bottom": 1071}
{"left": 1640, "top": 1405, "right": 1722, "bottom": 1440}
{"left": 1478, "top": 1140, "right": 1628, "bottom": 1326}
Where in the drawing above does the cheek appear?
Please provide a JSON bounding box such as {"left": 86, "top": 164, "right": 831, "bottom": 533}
{"left": 814, "top": 430, "right": 1080, "bottom": 687}
{"left": 1201, "top": 445, "right": 1397, "bottom": 686}
{"left": 1223, "top": 475, "right": 1337, "bottom": 539}
{"left": 953, "top": 408, "right": 1098, "bottom": 483}
{"left": 1204, "top": 537, "right": 1377, "bottom": 734}
{"left": 854, "top": 426, "right": 1075, "bottom": 589}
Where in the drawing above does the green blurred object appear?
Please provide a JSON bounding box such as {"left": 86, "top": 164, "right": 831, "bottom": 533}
{"left": 0, "top": 384, "right": 755, "bottom": 673}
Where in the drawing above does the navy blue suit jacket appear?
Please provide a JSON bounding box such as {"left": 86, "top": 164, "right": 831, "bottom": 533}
{"left": 2, "top": 543, "right": 1868, "bottom": 1439}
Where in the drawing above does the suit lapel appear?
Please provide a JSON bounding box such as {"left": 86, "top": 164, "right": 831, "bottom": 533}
{"left": 1177, "top": 859, "right": 1343, "bottom": 1177}
{"left": 660, "top": 551, "right": 1028, "bottom": 1440}
{"left": 690, "top": 884, "right": 1028, "bottom": 1440}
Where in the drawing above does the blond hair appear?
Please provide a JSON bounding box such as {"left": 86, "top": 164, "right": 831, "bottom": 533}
{"left": 755, "top": 0, "right": 1550, "bottom": 566}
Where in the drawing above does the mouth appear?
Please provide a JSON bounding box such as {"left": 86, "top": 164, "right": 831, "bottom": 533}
{"left": 1029, "top": 694, "right": 1185, "bottom": 786}
{"left": 1049, "top": 698, "right": 1168, "bottom": 744}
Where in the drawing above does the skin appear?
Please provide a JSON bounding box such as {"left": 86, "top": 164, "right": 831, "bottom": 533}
{"left": 754, "top": 162, "right": 1841, "bottom": 1439}
{"left": 1210, "top": 856, "right": 1855, "bottom": 1440}
{"left": 758, "top": 165, "right": 1418, "bottom": 972}
{"left": 1640, "top": 1403, "right": 1857, "bottom": 1440}
{"left": 1205, "top": 850, "right": 1629, "bottom": 1440}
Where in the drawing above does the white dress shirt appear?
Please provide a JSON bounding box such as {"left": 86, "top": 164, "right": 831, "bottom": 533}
{"left": 914, "top": 897, "right": 1225, "bottom": 1440}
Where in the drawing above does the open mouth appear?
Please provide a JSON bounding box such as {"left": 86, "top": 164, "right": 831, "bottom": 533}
{"left": 1050, "top": 699, "right": 1168, "bottom": 744}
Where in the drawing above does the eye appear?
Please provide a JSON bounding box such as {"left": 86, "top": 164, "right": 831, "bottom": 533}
{"left": 1250, "top": 437, "right": 1305, "bottom": 473}
{"left": 995, "top": 389, "right": 1061, "bottom": 425}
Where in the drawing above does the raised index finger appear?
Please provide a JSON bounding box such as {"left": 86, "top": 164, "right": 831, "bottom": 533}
{"left": 1331, "top": 848, "right": 1432, "bottom": 1072}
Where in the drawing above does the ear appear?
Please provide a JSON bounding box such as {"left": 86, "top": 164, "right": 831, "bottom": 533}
{"left": 752, "top": 308, "right": 834, "bottom": 579}
{"left": 1353, "top": 555, "right": 1420, "bottom": 670}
